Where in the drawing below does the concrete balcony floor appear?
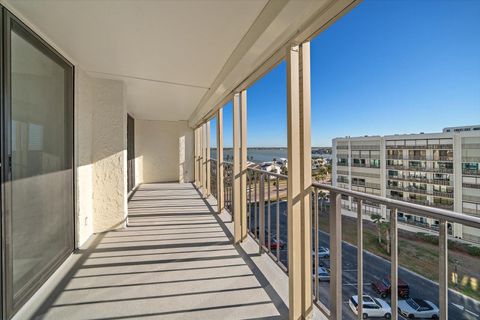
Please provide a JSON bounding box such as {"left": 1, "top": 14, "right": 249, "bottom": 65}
{"left": 15, "top": 183, "right": 289, "bottom": 320}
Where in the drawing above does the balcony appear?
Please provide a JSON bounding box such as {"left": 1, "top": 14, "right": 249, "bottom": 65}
{"left": 386, "top": 164, "right": 407, "bottom": 170}
{"left": 433, "top": 190, "right": 454, "bottom": 198}
{"left": 408, "top": 155, "right": 427, "bottom": 161}
{"left": 463, "top": 168, "right": 480, "bottom": 176}
{"left": 16, "top": 182, "right": 291, "bottom": 320}
{"left": 386, "top": 154, "right": 404, "bottom": 160}
{"left": 3, "top": 1, "right": 480, "bottom": 320}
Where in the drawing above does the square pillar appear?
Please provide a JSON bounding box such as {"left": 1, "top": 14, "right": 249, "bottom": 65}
{"left": 240, "top": 90, "right": 248, "bottom": 240}
{"left": 233, "top": 93, "right": 242, "bottom": 243}
{"left": 194, "top": 128, "right": 199, "bottom": 185}
{"left": 198, "top": 124, "right": 205, "bottom": 195}
{"left": 206, "top": 121, "right": 211, "bottom": 196}
{"left": 217, "top": 109, "right": 225, "bottom": 212}
{"left": 195, "top": 127, "right": 201, "bottom": 188}
{"left": 287, "top": 42, "right": 313, "bottom": 320}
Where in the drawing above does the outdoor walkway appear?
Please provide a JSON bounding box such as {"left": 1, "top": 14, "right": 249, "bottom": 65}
{"left": 22, "top": 183, "right": 288, "bottom": 320}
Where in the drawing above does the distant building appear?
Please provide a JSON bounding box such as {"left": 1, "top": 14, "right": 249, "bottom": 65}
{"left": 332, "top": 126, "right": 480, "bottom": 244}
{"left": 443, "top": 125, "right": 480, "bottom": 133}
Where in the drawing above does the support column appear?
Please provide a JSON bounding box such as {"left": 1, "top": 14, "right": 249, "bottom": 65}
{"left": 200, "top": 123, "right": 205, "bottom": 194}
{"left": 194, "top": 128, "right": 199, "bottom": 186}
{"left": 206, "top": 121, "right": 211, "bottom": 196}
{"left": 287, "top": 42, "right": 313, "bottom": 320}
{"left": 240, "top": 90, "right": 248, "bottom": 241}
{"left": 299, "top": 41, "right": 313, "bottom": 320}
{"left": 233, "top": 93, "right": 242, "bottom": 243}
{"left": 217, "top": 109, "right": 225, "bottom": 212}
{"left": 196, "top": 127, "right": 202, "bottom": 189}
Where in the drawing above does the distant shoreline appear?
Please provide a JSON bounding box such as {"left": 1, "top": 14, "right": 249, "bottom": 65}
{"left": 211, "top": 147, "right": 332, "bottom": 150}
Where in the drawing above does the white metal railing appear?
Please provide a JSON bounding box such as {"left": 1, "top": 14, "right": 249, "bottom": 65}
{"left": 311, "top": 182, "right": 480, "bottom": 320}
{"left": 246, "top": 167, "right": 289, "bottom": 271}
{"left": 209, "top": 162, "right": 480, "bottom": 320}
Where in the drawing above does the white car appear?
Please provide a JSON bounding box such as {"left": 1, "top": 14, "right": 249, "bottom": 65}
{"left": 398, "top": 298, "right": 439, "bottom": 319}
{"left": 312, "top": 267, "right": 330, "bottom": 281}
{"left": 349, "top": 295, "right": 391, "bottom": 319}
{"left": 312, "top": 246, "right": 330, "bottom": 259}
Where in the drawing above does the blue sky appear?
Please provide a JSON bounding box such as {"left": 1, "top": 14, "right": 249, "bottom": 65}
{"left": 213, "top": 0, "right": 480, "bottom": 147}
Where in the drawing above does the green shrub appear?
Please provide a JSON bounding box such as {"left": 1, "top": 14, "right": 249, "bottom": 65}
{"left": 466, "top": 245, "right": 480, "bottom": 257}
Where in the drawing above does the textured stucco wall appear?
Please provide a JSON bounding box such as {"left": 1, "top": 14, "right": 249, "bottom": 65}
{"left": 91, "top": 77, "right": 128, "bottom": 233}
{"left": 135, "top": 120, "right": 194, "bottom": 183}
{"left": 75, "top": 69, "right": 127, "bottom": 246}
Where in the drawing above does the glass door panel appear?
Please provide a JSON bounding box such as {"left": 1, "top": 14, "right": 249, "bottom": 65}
{"left": 6, "top": 14, "right": 74, "bottom": 311}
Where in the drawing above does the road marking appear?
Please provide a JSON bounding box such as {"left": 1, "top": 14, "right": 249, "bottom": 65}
{"left": 452, "top": 303, "right": 480, "bottom": 318}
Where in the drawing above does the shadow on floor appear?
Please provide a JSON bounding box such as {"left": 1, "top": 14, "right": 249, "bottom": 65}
{"left": 23, "top": 182, "right": 288, "bottom": 320}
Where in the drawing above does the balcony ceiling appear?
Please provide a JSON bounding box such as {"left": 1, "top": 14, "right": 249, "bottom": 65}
{"left": 4, "top": 0, "right": 353, "bottom": 123}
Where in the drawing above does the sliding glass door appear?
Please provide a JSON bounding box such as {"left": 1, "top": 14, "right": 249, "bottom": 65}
{"left": 2, "top": 10, "right": 74, "bottom": 317}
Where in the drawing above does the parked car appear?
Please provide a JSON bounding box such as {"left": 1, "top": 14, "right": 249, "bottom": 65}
{"left": 398, "top": 298, "right": 439, "bottom": 319}
{"left": 348, "top": 295, "right": 391, "bottom": 319}
{"left": 312, "top": 266, "right": 330, "bottom": 281}
{"left": 269, "top": 236, "right": 285, "bottom": 250}
{"left": 372, "top": 276, "right": 409, "bottom": 298}
{"left": 312, "top": 246, "right": 330, "bottom": 259}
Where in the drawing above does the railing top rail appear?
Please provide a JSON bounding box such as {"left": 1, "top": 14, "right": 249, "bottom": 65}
{"left": 312, "top": 182, "right": 480, "bottom": 229}
{"left": 247, "top": 167, "right": 288, "bottom": 179}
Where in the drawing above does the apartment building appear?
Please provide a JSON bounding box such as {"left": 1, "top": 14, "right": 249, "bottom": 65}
{"left": 333, "top": 126, "right": 480, "bottom": 243}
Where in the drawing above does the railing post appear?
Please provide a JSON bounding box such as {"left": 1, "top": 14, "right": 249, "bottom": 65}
{"left": 233, "top": 93, "right": 242, "bottom": 243}
{"left": 314, "top": 188, "right": 319, "bottom": 301}
{"left": 330, "top": 192, "right": 342, "bottom": 320}
{"left": 216, "top": 109, "right": 224, "bottom": 212}
{"left": 439, "top": 219, "right": 448, "bottom": 320}
{"left": 259, "top": 173, "right": 265, "bottom": 254}
{"left": 357, "top": 199, "right": 363, "bottom": 320}
{"left": 390, "top": 208, "right": 398, "bottom": 320}
{"left": 240, "top": 90, "right": 248, "bottom": 241}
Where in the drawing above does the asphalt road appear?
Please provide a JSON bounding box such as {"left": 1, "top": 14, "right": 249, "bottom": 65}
{"left": 248, "top": 201, "right": 480, "bottom": 320}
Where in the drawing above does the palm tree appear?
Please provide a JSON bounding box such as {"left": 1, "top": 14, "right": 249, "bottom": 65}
{"left": 371, "top": 213, "right": 391, "bottom": 254}
{"left": 371, "top": 213, "right": 384, "bottom": 244}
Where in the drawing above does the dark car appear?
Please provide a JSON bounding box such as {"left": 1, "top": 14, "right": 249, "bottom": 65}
{"left": 372, "top": 276, "right": 409, "bottom": 298}
{"left": 269, "top": 236, "right": 285, "bottom": 250}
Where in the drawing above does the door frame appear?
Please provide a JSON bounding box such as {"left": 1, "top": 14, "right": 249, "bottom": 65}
{"left": 1, "top": 8, "right": 75, "bottom": 319}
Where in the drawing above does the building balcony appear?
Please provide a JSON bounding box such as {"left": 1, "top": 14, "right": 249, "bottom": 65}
{"left": 386, "top": 154, "right": 404, "bottom": 160}
{"left": 433, "top": 191, "right": 454, "bottom": 198}
{"left": 3, "top": 2, "right": 480, "bottom": 320}
{"left": 434, "top": 156, "right": 453, "bottom": 161}
{"left": 463, "top": 183, "right": 480, "bottom": 189}
{"left": 386, "top": 144, "right": 453, "bottom": 150}
{"left": 386, "top": 164, "right": 407, "bottom": 170}
{"left": 408, "top": 155, "right": 428, "bottom": 161}
{"left": 433, "top": 179, "right": 452, "bottom": 186}
{"left": 432, "top": 202, "right": 455, "bottom": 210}
{"left": 463, "top": 168, "right": 480, "bottom": 176}
{"left": 351, "top": 162, "right": 367, "bottom": 168}
{"left": 16, "top": 183, "right": 290, "bottom": 319}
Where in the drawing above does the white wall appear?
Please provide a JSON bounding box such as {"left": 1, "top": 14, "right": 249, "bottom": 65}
{"left": 135, "top": 120, "right": 194, "bottom": 184}
{"left": 75, "top": 69, "right": 127, "bottom": 246}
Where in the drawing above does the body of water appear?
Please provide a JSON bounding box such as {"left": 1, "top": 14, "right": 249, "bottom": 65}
{"left": 211, "top": 148, "right": 331, "bottom": 163}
